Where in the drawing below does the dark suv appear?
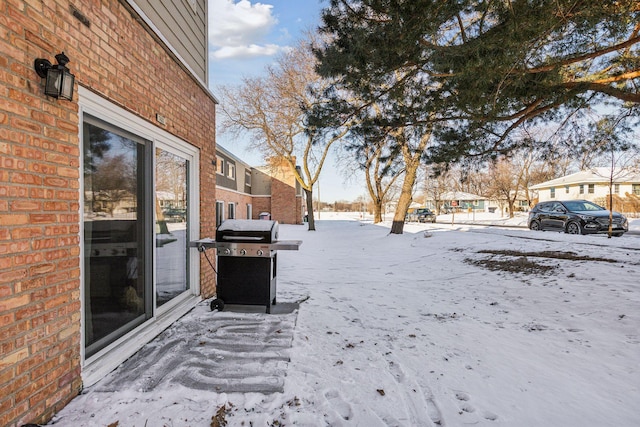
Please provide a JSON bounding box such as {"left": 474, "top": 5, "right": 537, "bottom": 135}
{"left": 528, "top": 200, "right": 628, "bottom": 236}
{"left": 417, "top": 208, "right": 437, "bottom": 223}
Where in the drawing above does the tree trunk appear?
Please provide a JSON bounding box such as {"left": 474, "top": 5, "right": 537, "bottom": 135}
{"left": 305, "top": 188, "right": 316, "bottom": 231}
{"left": 390, "top": 167, "right": 419, "bottom": 234}
{"left": 373, "top": 200, "right": 383, "bottom": 223}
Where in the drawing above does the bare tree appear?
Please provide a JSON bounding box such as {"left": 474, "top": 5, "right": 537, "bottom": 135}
{"left": 587, "top": 112, "right": 640, "bottom": 236}
{"left": 218, "top": 34, "right": 348, "bottom": 231}
{"left": 423, "top": 165, "right": 455, "bottom": 215}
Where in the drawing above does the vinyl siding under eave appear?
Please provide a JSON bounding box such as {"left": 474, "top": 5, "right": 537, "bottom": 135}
{"left": 131, "top": 0, "right": 207, "bottom": 82}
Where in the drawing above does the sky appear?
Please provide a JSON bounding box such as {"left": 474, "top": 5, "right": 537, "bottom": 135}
{"left": 49, "top": 212, "right": 640, "bottom": 426}
{"left": 207, "top": 0, "right": 367, "bottom": 203}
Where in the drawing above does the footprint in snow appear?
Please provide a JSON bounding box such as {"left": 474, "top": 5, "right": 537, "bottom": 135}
{"left": 454, "top": 390, "right": 498, "bottom": 422}
{"left": 324, "top": 389, "right": 353, "bottom": 421}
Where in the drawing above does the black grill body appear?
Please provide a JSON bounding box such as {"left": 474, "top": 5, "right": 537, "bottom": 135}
{"left": 216, "top": 254, "right": 277, "bottom": 311}
{"left": 193, "top": 219, "right": 300, "bottom": 313}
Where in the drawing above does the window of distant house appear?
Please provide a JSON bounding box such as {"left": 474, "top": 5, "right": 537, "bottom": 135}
{"left": 550, "top": 187, "right": 555, "bottom": 198}
{"left": 614, "top": 184, "right": 620, "bottom": 194}
{"left": 215, "top": 201, "right": 224, "bottom": 227}
{"left": 579, "top": 184, "right": 584, "bottom": 194}
{"left": 588, "top": 184, "right": 594, "bottom": 194}
{"left": 565, "top": 186, "right": 570, "bottom": 194}
{"left": 633, "top": 184, "right": 640, "bottom": 195}
{"left": 228, "top": 163, "right": 235, "bottom": 180}
{"left": 228, "top": 202, "right": 236, "bottom": 219}
{"left": 216, "top": 158, "right": 224, "bottom": 175}
{"left": 245, "top": 171, "right": 251, "bottom": 187}
{"left": 246, "top": 204, "right": 252, "bottom": 219}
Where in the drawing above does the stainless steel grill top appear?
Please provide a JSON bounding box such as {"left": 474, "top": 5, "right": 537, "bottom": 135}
{"left": 191, "top": 219, "right": 301, "bottom": 258}
{"left": 216, "top": 219, "right": 279, "bottom": 243}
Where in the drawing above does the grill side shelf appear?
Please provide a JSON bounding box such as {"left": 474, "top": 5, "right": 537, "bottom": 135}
{"left": 270, "top": 240, "right": 302, "bottom": 251}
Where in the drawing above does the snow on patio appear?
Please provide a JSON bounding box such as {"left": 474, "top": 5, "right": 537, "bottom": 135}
{"left": 49, "top": 213, "right": 640, "bottom": 426}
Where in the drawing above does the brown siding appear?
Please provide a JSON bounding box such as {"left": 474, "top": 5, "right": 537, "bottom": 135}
{"left": 0, "top": 1, "right": 216, "bottom": 425}
{"left": 133, "top": 0, "right": 208, "bottom": 82}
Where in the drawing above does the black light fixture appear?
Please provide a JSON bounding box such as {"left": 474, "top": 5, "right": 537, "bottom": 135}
{"left": 34, "top": 52, "right": 75, "bottom": 101}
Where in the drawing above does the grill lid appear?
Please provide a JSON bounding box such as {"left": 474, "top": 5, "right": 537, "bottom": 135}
{"left": 216, "top": 219, "right": 279, "bottom": 243}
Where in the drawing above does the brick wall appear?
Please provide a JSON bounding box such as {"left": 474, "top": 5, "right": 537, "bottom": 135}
{"left": 216, "top": 188, "right": 253, "bottom": 220}
{"left": 0, "top": 1, "right": 216, "bottom": 426}
{"left": 271, "top": 177, "right": 298, "bottom": 224}
{"left": 267, "top": 158, "right": 302, "bottom": 224}
{"left": 251, "top": 196, "right": 271, "bottom": 220}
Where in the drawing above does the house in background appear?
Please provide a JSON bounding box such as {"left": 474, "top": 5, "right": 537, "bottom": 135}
{"left": 529, "top": 168, "right": 640, "bottom": 212}
{"left": 1, "top": 1, "right": 217, "bottom": 425}
{"left": 215, "top": 147, "right": 305, "bottom": 225}
{"left": 425, "top": 191, "right": 488, "bottom": 213}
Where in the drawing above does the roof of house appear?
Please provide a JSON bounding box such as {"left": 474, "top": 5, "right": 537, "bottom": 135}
{"left": 530, "top": 168, "right": 640, "bottom": 190}
{"left": 439, "top": 191, "right": 486, "bottom": 201}
{"left": 216, "top": 144, "right": 253, "bottom": 169}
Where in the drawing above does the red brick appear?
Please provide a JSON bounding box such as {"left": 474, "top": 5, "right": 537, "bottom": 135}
{"left": 10, "top": 227, "right": 43, "bottom": 239}
{"left": 0, "top": 241, "right": 31, "bottom": 255}
{"left": 11, "top": 172, "right": 43, "bottom": 185}
{"left": 0, "top": 268, "right": 28, "bottom": 283}
{"left": 28, "top": 214, "right": 56, "bottom": 224}
{"left": 11, "top": 200, "right": 41, "bottom": 211}
{"left": 0, "top": 214, "right": 29, "bottom": 226}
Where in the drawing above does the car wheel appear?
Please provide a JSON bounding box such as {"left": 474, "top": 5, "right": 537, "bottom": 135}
{"left": 529, "top": 220, "right": 541, "bottom": 231}
{"left": 566, "top": 221, "right": 582, "bottom": 235}
{"left": 612, "top": 232, "right": 623, "bottom": 237}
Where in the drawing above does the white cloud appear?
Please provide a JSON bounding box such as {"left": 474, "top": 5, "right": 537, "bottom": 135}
{"left": 211, "top": 43, "right": 282, "bottom": 60}
{"left": 209, "top": 0, "right": 285, "bottom": 59}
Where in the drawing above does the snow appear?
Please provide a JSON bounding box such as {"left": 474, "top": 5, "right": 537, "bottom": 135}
{"left": 50, "top": 212, "right": 640, "bottom": 426}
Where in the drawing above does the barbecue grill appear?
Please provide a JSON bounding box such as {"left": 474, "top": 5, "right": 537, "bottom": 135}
{"left": 191, "top": 219, "right": 301, "bottom": 313}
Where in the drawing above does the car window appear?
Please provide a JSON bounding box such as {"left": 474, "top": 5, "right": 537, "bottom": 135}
{"left": 581, "top": 201, "right": 604, "bottom": 211}
{"left": 546, "top": 202, "right": 562, "bottom": 212}
{"left": 564, "top": 201, "right": 603, "bottom": 211}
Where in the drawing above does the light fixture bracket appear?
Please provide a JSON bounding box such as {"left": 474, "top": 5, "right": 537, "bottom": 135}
{"left": 34, "top": 58, "right": 52, "bottom": 78}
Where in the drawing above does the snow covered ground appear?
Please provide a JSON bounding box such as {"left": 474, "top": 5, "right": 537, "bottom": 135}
{"left": 50, "top": 212, "right": 640, "bottom": 426}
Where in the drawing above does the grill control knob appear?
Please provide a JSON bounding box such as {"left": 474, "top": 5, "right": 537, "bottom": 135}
{"left": 239, "top": 249, "right": 247, "bottom": 256}
{"left": 256, "top": 250, "right": 263, "bottom": 256}
{"left": 221, "top": 248, "right": 230, "bottom": 255}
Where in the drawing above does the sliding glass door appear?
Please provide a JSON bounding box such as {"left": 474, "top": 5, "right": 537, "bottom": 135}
{"left": 83, "top": 115, "right": 197, "bottom": 358}
{"left": 83, "top": 116, "right": 151, "bottom": 358}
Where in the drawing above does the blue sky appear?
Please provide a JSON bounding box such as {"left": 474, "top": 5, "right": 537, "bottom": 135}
{"left": 207, "top": 0, "right": 366, "bottom": 203}
{"left": 208, "top": 0, "right": 323, "bottom": 87}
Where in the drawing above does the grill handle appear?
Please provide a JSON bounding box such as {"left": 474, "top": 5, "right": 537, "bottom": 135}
{"left": 221, "top": 235, "right": 265, "bottom": 242}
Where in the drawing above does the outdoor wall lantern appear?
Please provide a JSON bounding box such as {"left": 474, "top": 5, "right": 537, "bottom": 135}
{"left": 34, "top": 52, "right": 75, "bottom": 101}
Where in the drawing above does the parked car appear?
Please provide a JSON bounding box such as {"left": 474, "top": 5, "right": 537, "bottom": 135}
{"left": 417, "top": 208, "right": 437, "bottom": 223}
{"left": 162, "top": 208, "right": 186, "bottom": 222}
{"left": 528, "top": 200, "right": 628, "bottom": 236}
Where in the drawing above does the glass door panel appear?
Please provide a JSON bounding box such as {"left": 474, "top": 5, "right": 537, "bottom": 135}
{"left": 83, "top": 118, "right": 149, "bottom": 357}
{"left": 155, "top": 148, "right": 189, "bottom": 307}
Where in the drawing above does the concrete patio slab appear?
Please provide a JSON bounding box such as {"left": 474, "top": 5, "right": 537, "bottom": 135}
{"left": 93, "top": 300, "right": 299, "bottom": 395}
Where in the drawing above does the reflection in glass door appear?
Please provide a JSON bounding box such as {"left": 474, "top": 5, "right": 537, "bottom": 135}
{"left": 83, "top": 117, "right": 149, "bottom": 357}
{"left": 155, "top": 148, "right": 189, "bottom": 307}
